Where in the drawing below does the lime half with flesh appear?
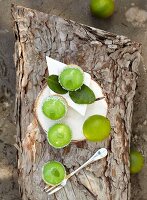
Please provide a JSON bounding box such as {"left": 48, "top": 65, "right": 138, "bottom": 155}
{"left": 42, "top": 96, "right": 67, "bottom": 120}
{"left": 47, "top": 123, "right": 72, "bottom": 148}
{"left": 59, "top": 65, "right": 84, "bottom": 91}
{"left": 42, "top": 161, "right": 66, "bottom": 185}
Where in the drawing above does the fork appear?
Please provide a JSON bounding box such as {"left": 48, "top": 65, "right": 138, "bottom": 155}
{"left": 43, "top": 148, "right": 108, "bottom": 195}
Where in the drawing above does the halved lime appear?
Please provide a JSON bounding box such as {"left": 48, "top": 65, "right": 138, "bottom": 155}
{"left": 47, "top": 123, "right": 72, "bottom": 148}
{"left": 42, "top": 96, "right": 67, "bottom": 120}
{"left": 59, "top": 65, "right": 84, "bottom": 91}
{"left": 83, "top": 115, "right": 111, "bottom": 142}
{"left": 130, "top": 150, "right": 144, "bottom": 174}
{"left": 42, "top": 161, "right": 66, "bottom": 186}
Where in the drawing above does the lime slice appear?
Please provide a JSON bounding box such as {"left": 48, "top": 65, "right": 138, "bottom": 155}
{"left": 83, "top": 115, "right": 111, "bottom": 142}
{"left": 47, "top": 123, "right": 72, "bottom": 148}
{"left": 42, "top": 96, "right": 67, "bottom": 120}
{"left": 59, "top": 65, "right": 84, "bottom": 91}
{"left": 130, "top": 150, "right": 144, "bottom": 174}
{"left": 42, "top": 161, "right": 66, "bottom": 185}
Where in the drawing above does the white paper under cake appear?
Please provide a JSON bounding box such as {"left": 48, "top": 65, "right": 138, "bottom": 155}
{"left": 46, "top": 56, "right": 91, "bottom": 116}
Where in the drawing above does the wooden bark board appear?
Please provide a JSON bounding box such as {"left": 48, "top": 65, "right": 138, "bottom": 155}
{"left": 12, "top": 5, "right": 141, "bottom": 200}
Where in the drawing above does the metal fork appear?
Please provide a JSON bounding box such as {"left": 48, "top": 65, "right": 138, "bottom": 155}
{"left": 43, "top": 148, "right": 108, "bottom": 195}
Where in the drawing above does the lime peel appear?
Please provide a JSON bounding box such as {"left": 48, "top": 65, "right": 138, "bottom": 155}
{"left": 83, "top": 115, "right": 111, "bottom": 142}
{"left": 130, "top": 150, "right": 144, "bottom": 174}
{"left": 90, "top": 0, "right": 115, "bottom": 19}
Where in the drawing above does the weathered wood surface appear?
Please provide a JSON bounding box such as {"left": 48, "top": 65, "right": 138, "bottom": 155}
{"left": 12, "top": 5, "right": 141, "bottom": 200}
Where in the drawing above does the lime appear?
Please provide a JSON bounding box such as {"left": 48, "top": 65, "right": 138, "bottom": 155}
{"left": 47, "top": 123, "right": 72, "bottom": 148}
{"left": 90, "top": 0, "right": 115, "bottom": 18}
{"left": 42, "top": 96, "right": 67, "bottom": 120}
{"left": 83, "top": 115, "right": 111, "bottom": 142}
{"left": 59, "top": 65, "right": 84, "bottom": 91}
{"left": 130, "top": 150, "right": 144, "bottom": 174}
{"left": 42, "top": 161, "right": 66, "bottom": 185}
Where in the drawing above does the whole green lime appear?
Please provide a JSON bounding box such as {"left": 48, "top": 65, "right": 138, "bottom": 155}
{"left": 83, "top": 115, "right": 111, "bottom": 142}
{"left": 130, "top": 150, "right": 144, "bottom": 174}
{"left": 42, "top": 96, "right": 67, "bottom": 120}
{"left": 47, "top": 123, "right": 72, "bottom": 148}
{"left": 42, "top": 161, "right": 66, "bottom": 185}
{"left": 90, "top": 0, "right": 115, "bottom": 18}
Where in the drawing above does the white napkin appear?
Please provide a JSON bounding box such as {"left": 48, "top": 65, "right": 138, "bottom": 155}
{"left": 46, "top": 56, "right": 91, "bottom": 116}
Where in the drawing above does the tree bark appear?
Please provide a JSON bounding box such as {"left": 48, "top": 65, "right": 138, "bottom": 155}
{"left": 12, "top": 5, "right": 141, "bottom": 200}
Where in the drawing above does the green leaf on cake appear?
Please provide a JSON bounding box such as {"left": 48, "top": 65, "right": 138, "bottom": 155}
{"left": 69, "top": 84, "right": 96, "bottom": 104}
{"left": 47, "top": 75, "right": 68, "bottom": 94}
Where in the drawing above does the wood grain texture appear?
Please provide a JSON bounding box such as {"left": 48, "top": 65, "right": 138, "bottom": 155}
{"left": 12, "top": 5, "right": 141, "bottom": 200}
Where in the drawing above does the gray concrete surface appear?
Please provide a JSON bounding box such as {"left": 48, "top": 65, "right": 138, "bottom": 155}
{"left": 0, "top": 0, "right": 147, "bottom": 199}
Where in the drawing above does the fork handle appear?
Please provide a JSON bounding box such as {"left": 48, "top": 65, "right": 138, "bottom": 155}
{"left": 67, "top": 157, "right": 96, "bottom": 179}
{"left": 67, "top": 148, "right": 107, "bottom": 179}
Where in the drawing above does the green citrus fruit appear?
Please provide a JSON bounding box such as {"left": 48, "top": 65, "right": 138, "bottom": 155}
{"left": 42, "top": 96, "right": 67, "bottom": 120}
{"left": 59, "top": 65, "right": 84, "bottom": 91}
{"left": 42, "top": 161, "right": 66, "bottom": 185}
{"left": 90, "top": 0, "right": 115, "bottom": 18}
{"left": 83, "top": 115, "right": 111, "bottom": 142}
{"left": 47, "top": 123, "right": 72, "bottom": 148}
{"left": 130, "top": 150, "right": 144, "bottom": 174}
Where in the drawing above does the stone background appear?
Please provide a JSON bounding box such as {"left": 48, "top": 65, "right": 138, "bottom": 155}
{"left": 0, "top": 0, "right": 147, "bottom": 199}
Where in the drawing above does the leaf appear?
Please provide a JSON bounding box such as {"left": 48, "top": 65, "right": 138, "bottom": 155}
{"left": 69, "top": 84, "right": 96, "bottom": 104}
{"left": 47, "top": 75, "right": 68, "bottom": 94}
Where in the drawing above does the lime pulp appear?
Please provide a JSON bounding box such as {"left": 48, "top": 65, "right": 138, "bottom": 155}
{"left": 59, "top": 65, "right": 84, "bottom": 91}
{"left": 47, "top": 123, "right": 72, "bottom": 148}
{"left": 42, "top": 161, "right": 66, "bottom": 185}
{"left": 42, "top": 96, "right": 67, "bottom": 120}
